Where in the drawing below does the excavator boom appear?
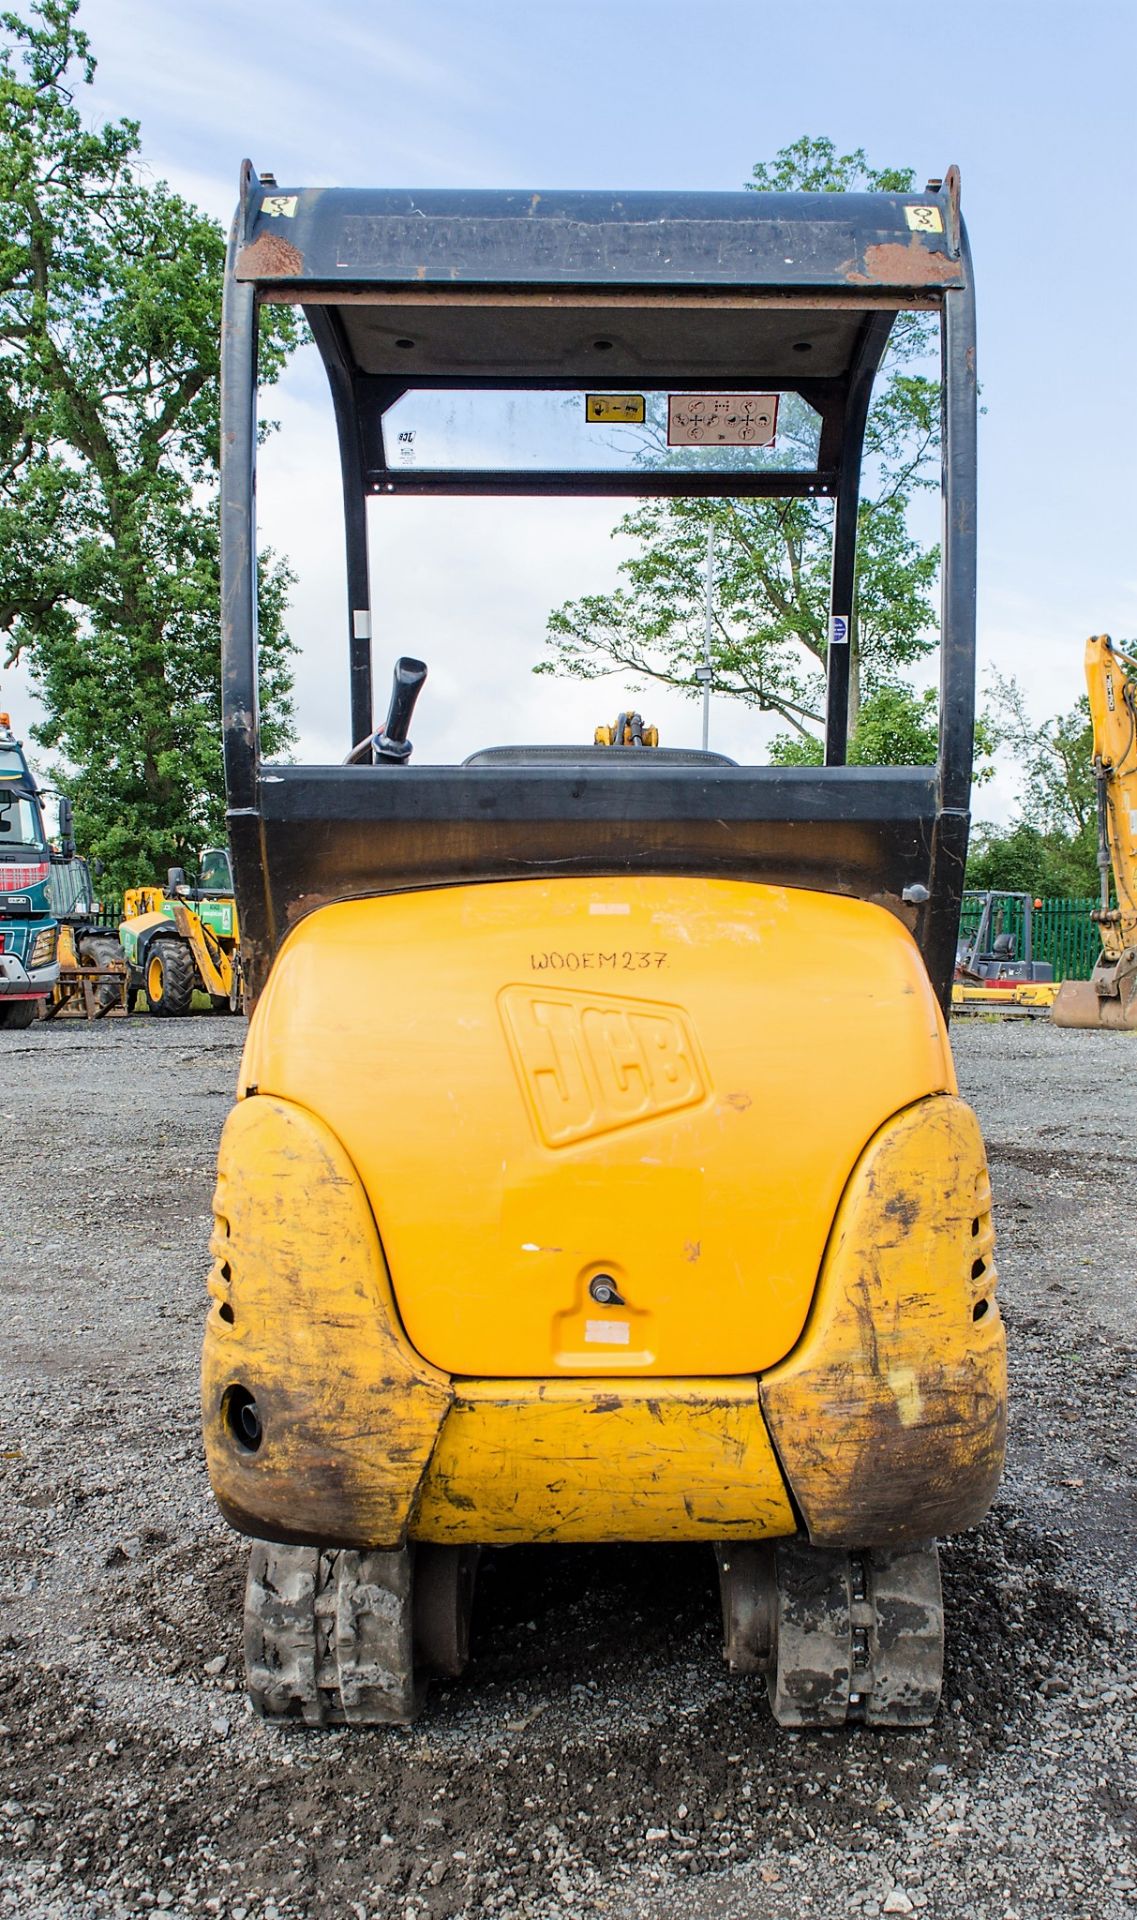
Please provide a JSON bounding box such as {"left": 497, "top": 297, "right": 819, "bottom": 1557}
{"left": 1052, "top": 635, "right": 1137, "bottom": 1029}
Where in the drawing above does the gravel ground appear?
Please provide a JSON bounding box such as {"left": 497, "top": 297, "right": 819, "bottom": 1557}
{"left": 0, "top": 1014, "right": 1134, "bottom": 1920}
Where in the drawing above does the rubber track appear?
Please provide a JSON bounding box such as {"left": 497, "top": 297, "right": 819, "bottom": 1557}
{"left": 244, "top": 1541, "right": 422, "bottom": 1726}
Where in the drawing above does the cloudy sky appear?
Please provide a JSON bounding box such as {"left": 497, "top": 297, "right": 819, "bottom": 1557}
{"left": 8, "top": 0, "right": 1137, "bottom": 822}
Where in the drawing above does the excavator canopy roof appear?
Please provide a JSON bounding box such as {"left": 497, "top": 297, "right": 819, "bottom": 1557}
{"left": 235, "top": 176, "right": 964, "bottom": 499}
{"left": 220, "top": 169, "right": 977, "bottom": 1010}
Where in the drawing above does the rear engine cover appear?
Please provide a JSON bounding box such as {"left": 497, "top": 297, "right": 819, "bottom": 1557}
{"left": 242, "top": 876, "right": 953, "bottom": 1377}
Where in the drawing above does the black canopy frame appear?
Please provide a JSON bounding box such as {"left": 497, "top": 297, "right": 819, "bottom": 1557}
{"left": 220, "top": 171, "right": 976, "bottom": 1008}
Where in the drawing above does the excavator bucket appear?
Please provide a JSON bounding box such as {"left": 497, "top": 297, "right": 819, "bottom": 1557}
{"left": 1052, "top": 970, "right": 1137, "bottom": 1030}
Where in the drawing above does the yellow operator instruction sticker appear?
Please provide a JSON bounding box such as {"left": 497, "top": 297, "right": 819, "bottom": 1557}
{"left": 586, "top": 394, "right": 646, "bottom": 424}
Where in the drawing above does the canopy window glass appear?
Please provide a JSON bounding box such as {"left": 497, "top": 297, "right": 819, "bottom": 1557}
{"left": 48, "top": 858, "right": 94, "bottom": 919}
{"left": 221, "top": 176, "right": 976, "bottom": 1010}
{"left": 379, "top": 388, "right": 823, "bottom": 477}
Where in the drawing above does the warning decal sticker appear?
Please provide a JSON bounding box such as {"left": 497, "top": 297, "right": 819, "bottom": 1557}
{"left": 904, "top": 205, "right": 944, "bottom": 234}
{"left": 586, "top": 394, "right": 646, "bottom": 424}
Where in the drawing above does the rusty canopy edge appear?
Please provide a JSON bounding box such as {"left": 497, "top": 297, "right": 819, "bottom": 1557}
{"left": 233, "top": 184, "right": 967, "bottom": 293}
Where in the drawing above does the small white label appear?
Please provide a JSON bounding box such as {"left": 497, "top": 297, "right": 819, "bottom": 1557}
{"left": 829, "top": 614, "right": 849, "bottom": 646}
{"left": 589, "top": 902, "right": 631, "bottom": 915}
{"left": 905, "top": 205, "right": 943, "bottom": 234}
{"left": 352, "top": 610, "right": 372, "bottom": 640}
{"left": 262, "top": 194, "right": 298, "bottom": 218}
{"left": 585, "top": 1319, "right": 630, "bottom": 1345}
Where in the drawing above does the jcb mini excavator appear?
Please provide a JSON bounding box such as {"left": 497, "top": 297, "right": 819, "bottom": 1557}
{"left": 1052, "top": 635, "right": 1137, "bottom": 1029}
{"left": 203, "top": 167, "right": 1004, "bottom": 1729}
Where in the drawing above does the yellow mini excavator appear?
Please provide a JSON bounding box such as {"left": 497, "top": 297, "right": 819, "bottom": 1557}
{"left": 1052, "top": 635, "right": 1137, "bottom": 1030}
{"left": 202, "top": 166, "right": 1004, "bottom": 1730}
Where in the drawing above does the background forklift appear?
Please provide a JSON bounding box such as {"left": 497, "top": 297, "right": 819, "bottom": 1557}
{"left": 952, "top": 889, "right": 1058, "bottom": 1014}
{"left": 120, "top": 848, "right": 241, "bottom": 1016}
{"left": 203, "top": 166, "right": 1003, "bottom": 1730}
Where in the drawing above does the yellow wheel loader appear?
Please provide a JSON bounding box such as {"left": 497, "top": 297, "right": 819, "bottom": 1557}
{"left": 120, "top": 849, "right": 242, "bottom": 1017}
{"left": 204, "top": 166, "right": 1004, "bottom": 1730}
{"left": 1052, "top": 635, "right": 1137, "bottom": 1029}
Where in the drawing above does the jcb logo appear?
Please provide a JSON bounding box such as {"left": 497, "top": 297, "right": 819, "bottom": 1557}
{"left": 499, "top": 986, "right": 708, "bottom": 1148}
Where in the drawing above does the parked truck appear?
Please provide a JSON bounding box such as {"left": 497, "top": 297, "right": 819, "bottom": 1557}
{"left": 0, "top": 711, "right": 58, "bottom": 1028}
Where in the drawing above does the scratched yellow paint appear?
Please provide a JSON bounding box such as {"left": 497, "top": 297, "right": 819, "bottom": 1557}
{"left": 412, "top": 1377, "right": 795, "bottom": 1544}
{"left": 201, "top": 1086, "right": 1002, "bottom": 1556}
{"left": 201, "top": 1096, "right": 794, "bottom": 1549}
{"left": 761, "top": 1095, "right": 1006, "bottom": 1548}
{"left": 201, "top": 1095, "right": 452, "bottom": 1549}
{"left": 241, "top": 876, "right": 954, "bottom": 1379}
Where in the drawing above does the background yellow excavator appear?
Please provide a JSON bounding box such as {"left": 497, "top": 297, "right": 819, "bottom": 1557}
{"left": 1052, "top": 635, "right": 1137, "bottom": 1029}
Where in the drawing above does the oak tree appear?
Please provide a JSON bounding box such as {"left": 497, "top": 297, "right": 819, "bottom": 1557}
{"left": 0, "top": 0, "right": 298, "bottom": 887}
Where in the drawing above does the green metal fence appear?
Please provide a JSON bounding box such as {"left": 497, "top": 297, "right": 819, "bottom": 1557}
{"left": 959, "top": 895, "right": 1101, "bottom": 982}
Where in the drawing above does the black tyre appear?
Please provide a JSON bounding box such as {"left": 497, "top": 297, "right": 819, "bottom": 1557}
{"left": 0, "top": 1000, "right": 37, "bottom": 1030}
{"left": 77, "top": 934, "right": 126, "bottom": 1013}
{"left": 143, "top": 939, "right": 195, "bottom": 1017}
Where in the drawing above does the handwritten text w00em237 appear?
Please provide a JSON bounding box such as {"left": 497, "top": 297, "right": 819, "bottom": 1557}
{"left": 528, "top": 951, "right": 669, "bottom": 973}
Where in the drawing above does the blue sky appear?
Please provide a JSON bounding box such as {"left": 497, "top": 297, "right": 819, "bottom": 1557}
{"left": 11, "top": 0, "right": 1137, "bottom": 820}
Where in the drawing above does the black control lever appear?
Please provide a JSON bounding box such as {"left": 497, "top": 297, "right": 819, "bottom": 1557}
{"left": 375, "top": 656, "right": 427, "bottom": 763}
{"left": 344, "top": 656, "right": 428, "bottom": 765}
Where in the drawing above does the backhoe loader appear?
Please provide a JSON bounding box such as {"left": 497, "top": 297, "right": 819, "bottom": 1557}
{"left": 1052, "top": 635, "right": 1137, "bottom": 1029}
{"left": 120, "top": 848, "right": 241, "bottom": 1016}
{"left": 203, "top": 165, "right": 1004, "bottom": 1730}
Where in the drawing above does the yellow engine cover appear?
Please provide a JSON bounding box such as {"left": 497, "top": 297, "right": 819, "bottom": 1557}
{"left": 241, "top": 876, "right": 954, "bottom": 1378}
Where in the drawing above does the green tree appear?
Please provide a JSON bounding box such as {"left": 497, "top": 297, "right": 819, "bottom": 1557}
{"left": 986, "top": 676, "right": 1095, "bottom": 837}
{"left": 767, "top": 681, "right": 996, "bottom": 778}
{"left": 966, "top": 821, "right": 1097, "bottom": 898}
{"left": 536, "top": 138, "right": 941, "bottom": 755}
{"left": 0, "top": 0, "right": 298, "bottom": 889}
{"left": 968, "top": 681, "right": 1098, "bottom": 895}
